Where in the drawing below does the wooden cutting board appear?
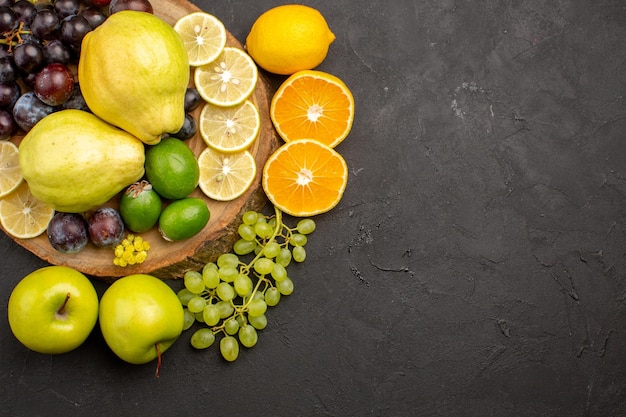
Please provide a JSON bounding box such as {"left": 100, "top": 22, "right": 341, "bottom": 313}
{"left": 2, "top": 0, "right": 280, "bottom": 281}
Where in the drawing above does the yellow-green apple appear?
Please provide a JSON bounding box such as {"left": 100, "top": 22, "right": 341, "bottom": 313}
{"left": 98, "top": 274, "right": 184, "bottom": 376}
{"left": 8, "top": 266, "right": 99, "bottom": 354}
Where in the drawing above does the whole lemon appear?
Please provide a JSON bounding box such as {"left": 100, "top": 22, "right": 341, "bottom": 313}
{"left": 245, "top": 5, "right": 335, "bottom": 75}
{"left": 79, "top": 11, "right": 189, "bottom": 145}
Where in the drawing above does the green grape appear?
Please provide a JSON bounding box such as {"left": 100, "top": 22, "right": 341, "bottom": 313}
{"left": 254, "top": 221, "right": 273, "bottom": 239}
{"left": 268, "top": 217, "right": 277, "bottom": 229}
{"left": 271, "top": 263, "right": 287, "bottom": 282}
{"left": 216, "top": 300, "right": 234, "bottom": 319}
{"left": 234, "top": 239, "right": 257, "bottom": 255}
{"left": 203, "top": 262, "right": 218, "bottom": 271}
{"left": 242, "top": 210, "right": 259, "bottom": 225}
{"left": 235, "top": 314, "right": 245, "bottom": 327}
{"left": 190, "top": 328, "right": 215, "bottom": 349}
{"left": 218, "top": 253, "right": 240, "bottom": 268}
{"left": 220, "top": 336, "right": 239, "bottom": 362}
{"left": 195, "top": 312, "right": 205, "bottom": 323}
{"left": 276, "top": 247, "right": 292, "bottom": 267}
{"left": 177, "top": 288, "right": 195, "bottom": 306}
{"left": 202, "top": 304, "right": 221, "bottom": 326}
{"left": 291, "top": 233, "right": 307, "bottom": 247}
{"left": 264, "top": 287, "right": 281, "bottom": 306}
{"left": 292, "top": 246, "right": 306, "bottom": 262}
{"left": 183, "top": 309, "right": 196, "bottom": 330}
{"left": 262, "top": 241, "right": 281, "bottom": 258}
{"left": 224, "top": 317, "right": 240, "bottom": 335}
{"left": 248, "top": 314, "right": 267, "bottom": 330}
{"left": 234, "top": 273, "right": 253, "bottom": 297}
{"left": 276, "top": 277, "right": 294, "bottom": 295}
{"left": 202, "top": 267, "right": 220, "bottom": 289}
{"left": 296, "top": 218, "right": 316, "bottom": 235}
{"left": 252, "top": 290, "right": 265, "bottom": 300}
{"left": 248, "top": 299, "right": 267, "bottom": 317}
{"left": 239, "top": 324, "right": 258, "bottom": 348}
{"left": 255, "top": 215, "right": 267, "bottom": 223}
{"left": 216, "top": 282, "right": 235, "bottom": 301}
{"left": 238, "top": 223, "right": 256, "bottom": 241}
{"left": 184, "top": 270, "right": 205, "bottom": 294}
{"left": 254, "top": 257, "right": 275, "bottom": 275}
{"left": 218, "top": 265, "right": 238, "bottom": 283}
{"left": 187, "top": 296, "right": 206, "bottom": 313}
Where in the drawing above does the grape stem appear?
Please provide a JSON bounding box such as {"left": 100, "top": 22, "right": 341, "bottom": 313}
{"left": 239, "top": 207, "right": 283, "bottom": 312}
{"left": 154, "top": 343, "right": 162, "bottom": 378}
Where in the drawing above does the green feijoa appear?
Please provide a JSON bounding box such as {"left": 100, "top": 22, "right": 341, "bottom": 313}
{"left": 119, "top": 181, "right": 162, "bottom": 233}
{"left": 159, "top": 197, "right": 210, "bottom": 241}
{"left": 145, "top": 137, "right": 200, "bottom": 200}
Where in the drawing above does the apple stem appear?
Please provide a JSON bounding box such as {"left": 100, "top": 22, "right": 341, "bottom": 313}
{"left": 57, "top": 293, "right": 71, "bottom": 315}
{"left": 155, "top": 343, "right": 162, "bottom": 378}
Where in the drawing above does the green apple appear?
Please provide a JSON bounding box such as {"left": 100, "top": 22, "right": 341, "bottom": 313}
{"left": 8, "top": 265, "right": 99, "bottom": 354}
{"left": 99, "top": 274, "right": 184, "bottom": 376}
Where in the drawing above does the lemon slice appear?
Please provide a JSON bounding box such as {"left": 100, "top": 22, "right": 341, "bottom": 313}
{"left": 174, "top": 12, "right": 227, "bottom": 67}
{"left": 0, "top": 141, "right": 24, "bottom": 198}
{"left": 0, "top": 181, "right": 55, "bottom": 239}
{"left": 197, "top": 147, "right": 257, "bottom": 201}
{"left": 199, "top": 100, "right": 260, "bottom": 153}
{"left": 194, "top": 47, "right": 258, "bottom": 107}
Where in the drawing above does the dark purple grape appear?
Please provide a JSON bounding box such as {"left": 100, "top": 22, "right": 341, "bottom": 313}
{"left": 60, "top": 83, "right": 89, "bottom": 111}
{"left": 172, "top": 113, "right": 197, "bottom": 140}
{"left": 0, "top": 82, "right": 20, "bottom": 108}
{"left": 0, "top": 109, "right": 16, "bottom": 139}
{"left": 34, "top": 62, "right": 74, "bottom": 106}
{"left": 0, "top": 57, "right": 17, "bottom": 83}
{"left": 89, "top": 0, "right": 111, "bottom": 7}
{"left": 31, "top": 8, "right": 60, "bottom": 41}
{"left": 53, "top": 0, "right": 79, "bottom": 19}
{"left": 88, "top": 207, "right": 125, "bottom": 247}
{"left": 109, "top": 0, "right": 153, "bottom": 14}
{"left": 12, "top": 0, "right": 36, "bottom": 26}
{"left": 0, "top": 6, "right": 18, "bottom": 33}
{"left": 79, "top": 6, "right": 106, "bottom": 29}
{"left": 60, "top": 14, "right": 91, "bottom": 52}
{"left": 43, "top": 38, "right": 70, "bottom": 65}
{"left": 13, "top": 42, "right": 45, "bottom": 74}
{"left": 184, "top": 88, "right": 201, "bottom": 112}
{"left": 0, "top": 0, "right": 14, "bottom": 7}
{"left": 12, "top": 91, "right": 55, "bottom": 131}
{"left": 48, "top": 212, "right": 89, "bottom": 254}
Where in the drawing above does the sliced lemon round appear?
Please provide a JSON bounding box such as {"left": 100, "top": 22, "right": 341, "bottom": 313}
{"left": 0, "top": 141, "right": 24, "bottom": 198}
{"left": 197, "top": 147, "right": 257, "bottom": 201}
{"left": 0, "top": 181, "right": 55, "bottom": 239}
{"left": 199, "top": 100, "right": 260, "bottom": 153}
{"left": 174, "top": 12, "right": 227, "bottom": 67}
{"left": 194, "top": 47, "right": 258, "bottom": 107}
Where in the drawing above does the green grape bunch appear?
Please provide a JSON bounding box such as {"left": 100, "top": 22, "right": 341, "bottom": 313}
{"left": 177, "top": 207, "right": 316, "bottom": 362}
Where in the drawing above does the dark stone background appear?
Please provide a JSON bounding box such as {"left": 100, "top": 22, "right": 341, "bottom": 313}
{"left": 1, "top": 0, "right": 625, "bottom": 416}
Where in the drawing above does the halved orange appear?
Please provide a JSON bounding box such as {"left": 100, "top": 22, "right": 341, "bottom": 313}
{"left": 262, "top": 139, "right": 348, "bottom": 217}
{"left": 270, "top": 70, "right": 354, "bottom": 148}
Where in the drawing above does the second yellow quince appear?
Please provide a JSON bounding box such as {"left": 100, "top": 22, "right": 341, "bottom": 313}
{"left": 78, "top": 11, "right": 190, "bottom": 145}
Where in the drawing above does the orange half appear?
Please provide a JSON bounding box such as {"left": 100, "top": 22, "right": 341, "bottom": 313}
{"left": 262, "top": 139, "right": 348, "bottom": 217}
{"left": 270, "top": 70, "right": 354, "bottom": 148}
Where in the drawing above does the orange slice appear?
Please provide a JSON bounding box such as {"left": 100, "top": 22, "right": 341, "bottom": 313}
{"left": 270, "top": 70, "right": 354, "bottom": 148}
{"left": 262, "top": 139, "right": 348, "bottom": 217}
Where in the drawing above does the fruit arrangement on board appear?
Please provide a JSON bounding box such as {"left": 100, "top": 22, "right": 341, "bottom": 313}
{"left": 3, "top": 1, "right": 355, "bottom": 369}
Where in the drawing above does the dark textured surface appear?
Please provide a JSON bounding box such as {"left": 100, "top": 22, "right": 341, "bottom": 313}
{"left": 1, "top": 1, "right": 625, "bottom": 416}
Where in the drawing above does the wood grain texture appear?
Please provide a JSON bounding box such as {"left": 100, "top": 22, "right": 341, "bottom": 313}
{"left": 2, "top": 0, "right": 280, "bottom": 281}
